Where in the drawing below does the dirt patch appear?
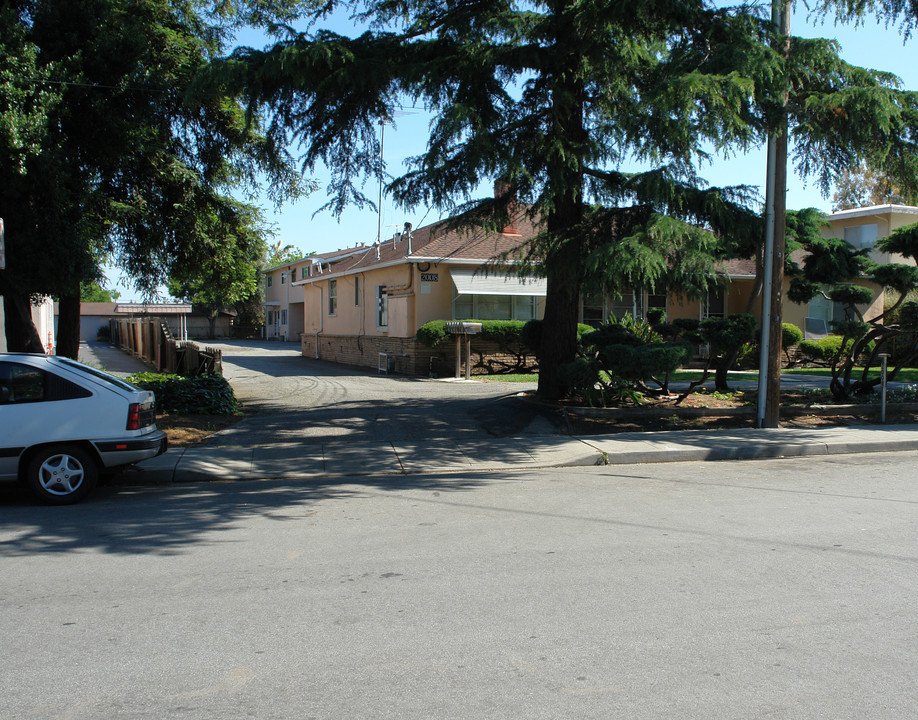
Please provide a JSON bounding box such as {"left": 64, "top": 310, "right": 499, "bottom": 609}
{"left": 565, "top": 390, "right": 918, "bottom": 435}
{"left": 156, "top": 412, "right": 244, "bottom": 447}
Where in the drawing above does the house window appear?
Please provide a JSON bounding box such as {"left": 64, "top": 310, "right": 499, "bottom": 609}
{"left": 376, "top": 286, "right": 388, "bottom": 327}
{"left": 328, "top": 279, "right": 337, "bottom": 315}
{"left": 703, "top": 287, "right": 726, "bottom": 318}
{"left": 452, "top": 294, "right": 538, "bottom": 321}
{"left": 581, "top": 292, "right": 605, "bottom": 327}
{"left": 280, "top": 272, "right": 286, "bottom": 285}
{"left": 354, "top": 276, "right": 361, "bottom": 306}
{"left": 844, "top": 223, "right": 879, "bottom": 250}
{"left": 806, "top": 294, "right": 851, "bottom": 338}
{"left": 514, "top": 296, "right": 537, "bottom": 321}
{"left": 280, "top": 309, "right": 287, "bottom": 325}
{"left": 477, "top": 295, "right": 513, "bottom": 320}
{"left": 302, "top": 266, "right": 308, "bottom": 280}
{"left": 266, "top": 275, "right": 273, "bottom": 288}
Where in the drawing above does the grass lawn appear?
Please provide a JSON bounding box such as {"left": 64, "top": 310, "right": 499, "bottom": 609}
{"left": 782, "top": 367, "right": 918, "bottom": 383}
{"left": 477, "top": 367, "right": 918, "bottom": 384}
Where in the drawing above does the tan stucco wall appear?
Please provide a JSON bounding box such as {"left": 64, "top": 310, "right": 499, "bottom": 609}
{"left": 824, "top": 208, "right": 918, "bottom": 267}
{"left": 301, "top": 262, "right": 546, "bottom": 340}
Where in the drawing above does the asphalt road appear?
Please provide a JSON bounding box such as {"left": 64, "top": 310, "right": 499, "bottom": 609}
{"left": 2, "top": 452, "right": 917, "bottom": 719}
{"left": 203, "top": 340, "right": 558, "bottom": 445}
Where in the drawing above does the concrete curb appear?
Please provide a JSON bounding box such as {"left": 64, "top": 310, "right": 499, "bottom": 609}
{"left": 122, "top": 425, "right": 918, "bottom": 486}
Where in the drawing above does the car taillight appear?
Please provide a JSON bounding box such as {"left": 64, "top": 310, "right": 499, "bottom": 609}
{"left": 127, "top": 403, "right": 142, "bottom": 430}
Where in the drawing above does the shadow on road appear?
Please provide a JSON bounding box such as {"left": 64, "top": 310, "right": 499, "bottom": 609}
{"left": 0, "top": 471, "right": 505, "bottom": 556}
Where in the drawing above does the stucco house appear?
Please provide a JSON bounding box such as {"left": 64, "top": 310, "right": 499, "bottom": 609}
{"left": 270, "top": 202, "right": 917, "bottom": 375}
{"left": 793, "top": 203, "right": 918, "bottom": 339}
{"left": 262, "top": 248, "right": 365, "bottom": 341}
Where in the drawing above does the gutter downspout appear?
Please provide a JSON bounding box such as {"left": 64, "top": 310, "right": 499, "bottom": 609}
{"left": 315, "top": 285, "right": 323, "bottom": 360}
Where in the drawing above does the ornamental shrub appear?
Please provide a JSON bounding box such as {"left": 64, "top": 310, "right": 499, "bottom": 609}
{"left": 782, "top": 323, "right": 803, "bottom": 348}
{"left": 520, "top": 319, "right": 593, "bottom": 358}
{"left": 127, "top": 372, "right": 239, "bottom": 415}
{"left": 416, "top": 320, "right": 450, "bottom": 347}
{"left": 797, "top": 335, "right": 873, "bottom": 367}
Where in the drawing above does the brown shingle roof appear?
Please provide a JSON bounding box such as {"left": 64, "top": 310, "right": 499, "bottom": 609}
{"left": 313, "top": 207, "right": 536, "bottom": 277}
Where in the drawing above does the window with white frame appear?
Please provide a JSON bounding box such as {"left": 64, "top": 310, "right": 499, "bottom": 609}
{"left": 844, "top": 223, "right": 879, "bottom": 250}
{"left": 266, "top": 275, "right": 273, "bottom": 288}
{"left": 579, "top": 288, "right": 665, "bottom": 326}
{"left": 328, "top": 279, "right": 337, "bottom": 315}
{"left": 451, "top": 293, "right": 537, "bottom": 321}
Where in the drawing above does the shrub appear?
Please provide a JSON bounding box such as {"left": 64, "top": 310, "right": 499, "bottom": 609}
{"left": 127, "top": 372, "right": 239, "bottom": 415}
{"left": 782, "top": 323, "right": 803, "bottom": 348}
{"left": 416, "top": 320, "right": 450, "bottom": 347}
{"left": 96, "top": 325, "right": 111, "bottom": 342}
{"left": 797, "top": 335, "right": 874, "bottom": 367}
{"left": 520, "top": 319, "right": 593, "bottom": 358}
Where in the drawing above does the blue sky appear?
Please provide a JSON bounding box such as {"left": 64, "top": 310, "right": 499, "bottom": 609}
{"left": 108, "top": 5, "right": 917, "bottom": 300}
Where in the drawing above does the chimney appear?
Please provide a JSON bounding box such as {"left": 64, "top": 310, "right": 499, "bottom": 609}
{"left": 404, "top": 222, "right": 413, "bottom": 255}
{"left": 494, "top": 179, "right": 518, "bottom": 235}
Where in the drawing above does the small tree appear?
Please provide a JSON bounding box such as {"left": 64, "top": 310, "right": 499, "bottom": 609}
{"left": 788, "top": 220, "right": 918, "bottom": 399}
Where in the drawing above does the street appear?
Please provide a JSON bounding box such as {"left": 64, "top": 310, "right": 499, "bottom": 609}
{"left": 2, "top": 452, "right": 917, "bottom": 719}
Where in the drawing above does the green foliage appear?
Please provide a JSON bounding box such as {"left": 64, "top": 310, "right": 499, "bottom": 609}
{"left": 783, "top": 323, "right": 804, "bottom": 348}
{"left": 416, "top": 320, "right": 450, "bottom": 348}
{"left": 479, "top": 320, "right": 525, "bottom": 347}
{"left": 96, "top": 325, "right": 112, "bottom": 342}
{"left": 212, "top": 0, "right": 918, "bottom": 399}
{"left": 828, "top": 285, "right": 874, "bottom": 307}
{"left": 603, "top": 343, "right": 692, "bottom": 381}
{"left": 798, "top": 335, "right": 873, "bottom": 366}
{"left": 80, "top": 281, "right": 120, "bottom": 303}
{"left": 733, "top": 342, "right": 759, "bottom": 370}
{"left": 520, "top": 320, "right": 593, "bottom": 359}
{"left": 1, "top": 0, "right": 308, "bottom": 351}
{"left": 871, "top": 264, "right": 918, "bottom": 296}
{"left": 876, "top": 221, "right": 918, "bottom": 263}
{"left": 128, "top": 372, "right": 239, "bottom": 415}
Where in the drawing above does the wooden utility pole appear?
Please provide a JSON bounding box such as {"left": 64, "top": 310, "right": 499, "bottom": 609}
{"left": 758, "top": 0, "right": 790, "bottom": 428}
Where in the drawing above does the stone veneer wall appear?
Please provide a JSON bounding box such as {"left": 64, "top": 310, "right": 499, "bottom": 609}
{"left": 300, "top": 333, "right": 538, "bottom": 377}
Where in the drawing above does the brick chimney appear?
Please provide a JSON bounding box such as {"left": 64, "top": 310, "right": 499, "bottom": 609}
{"left": 494, "top": 180, "right": 519, "bottom": 235}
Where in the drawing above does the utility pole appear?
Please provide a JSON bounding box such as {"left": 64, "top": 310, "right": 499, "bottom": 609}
{"left": 757, "top": 0, "right": 790, "bottom": 428}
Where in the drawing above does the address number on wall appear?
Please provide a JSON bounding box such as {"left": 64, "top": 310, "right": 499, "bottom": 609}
{"left": 420, "top": 273, "right": 439, "bottom": 282}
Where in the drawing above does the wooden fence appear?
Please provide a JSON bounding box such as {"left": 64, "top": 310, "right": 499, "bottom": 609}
{"left": 109, "top": 317, "right": 222, "bottom": 376}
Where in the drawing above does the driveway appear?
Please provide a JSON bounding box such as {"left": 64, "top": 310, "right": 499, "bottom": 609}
{"left": 202, "top": 340, "right": 557, "bottom": 446}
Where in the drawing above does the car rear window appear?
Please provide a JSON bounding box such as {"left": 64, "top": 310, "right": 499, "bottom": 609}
{"left": 0, "top": 363, "right": 92, "bottom": 403}
{"left": 55, "top": 357, "right": 140, "bottom": 393}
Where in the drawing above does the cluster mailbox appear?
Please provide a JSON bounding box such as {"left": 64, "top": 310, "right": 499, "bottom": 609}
{"left": 444, "top": 322, "right": 482, "bottom": 378}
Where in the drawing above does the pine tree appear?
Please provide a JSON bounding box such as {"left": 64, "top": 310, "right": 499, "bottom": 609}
{"left": 210, "top": 1, "right": 918, "bottom": 398}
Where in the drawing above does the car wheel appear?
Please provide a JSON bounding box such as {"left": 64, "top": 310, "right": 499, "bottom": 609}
{"left": 26, "top": 446, "right": 98, "bottom": 505}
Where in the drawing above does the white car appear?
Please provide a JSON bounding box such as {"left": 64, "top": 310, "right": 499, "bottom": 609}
{"left": 0, "top": 353, "right": 168, "bottom": 504}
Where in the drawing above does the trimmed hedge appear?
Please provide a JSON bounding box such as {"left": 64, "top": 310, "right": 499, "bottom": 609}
{"left": 127, "top": 372, "right": 239, "bottom": 415}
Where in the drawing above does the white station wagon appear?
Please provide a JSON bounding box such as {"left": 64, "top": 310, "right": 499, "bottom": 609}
{"left": 0, "top": 353, "right": 168, "bottom": 504}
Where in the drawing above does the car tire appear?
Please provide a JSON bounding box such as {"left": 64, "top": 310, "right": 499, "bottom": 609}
{"left": 26, "top": 445, "right": 99, "bottom": 505}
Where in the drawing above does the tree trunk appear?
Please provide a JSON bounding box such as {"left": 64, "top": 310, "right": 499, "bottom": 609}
{"left": 3, "top": 293, "right": 46, "bottom": 353}
{"left": 56, "top": 293, "right": 81, "bottom": 358}
{"left": 535, "top": 17, "right": 586, "bottom": 401}
{"left": 536, "top": 241, "right": 582, "bottom": 400}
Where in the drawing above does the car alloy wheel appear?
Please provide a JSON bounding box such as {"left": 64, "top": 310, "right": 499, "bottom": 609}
{"left": 27, "top": 445, "right": 99, "bottom": 505}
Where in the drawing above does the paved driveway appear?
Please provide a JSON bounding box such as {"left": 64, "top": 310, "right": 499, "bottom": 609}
{"left": 203, "top": 340, "right": 557, "bottom": 446}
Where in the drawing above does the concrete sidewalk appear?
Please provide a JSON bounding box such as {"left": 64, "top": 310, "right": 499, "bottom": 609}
{"left": 127, "top": 423, "right": 918, "bottom": 484}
